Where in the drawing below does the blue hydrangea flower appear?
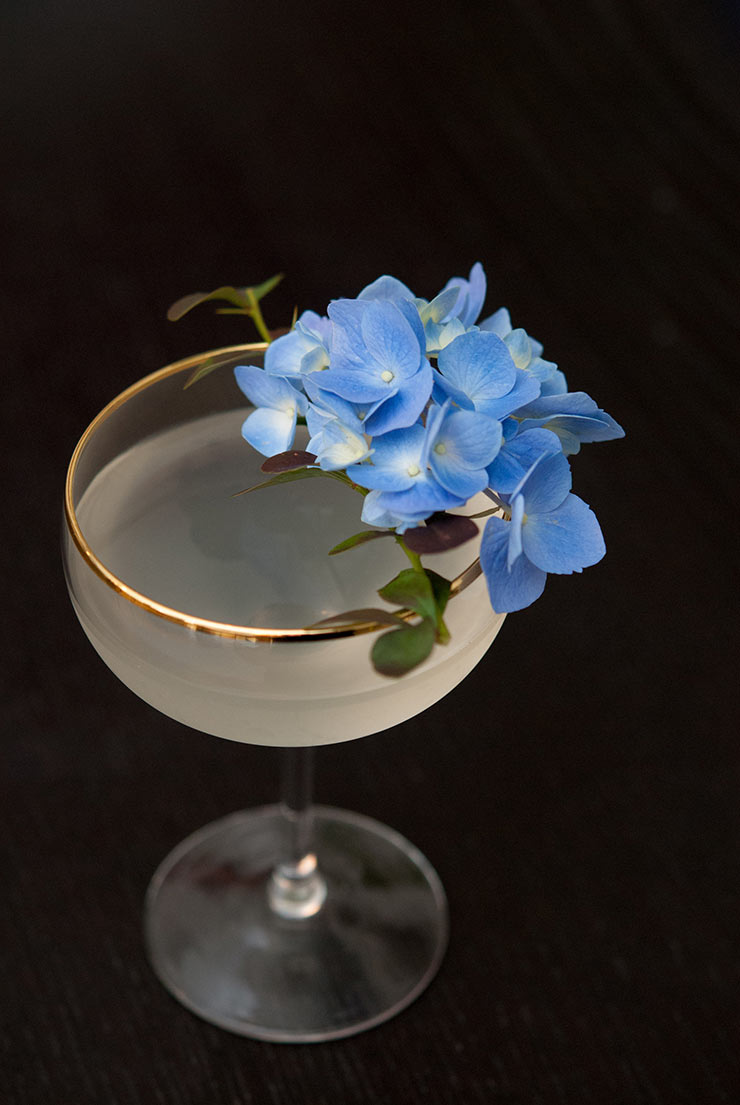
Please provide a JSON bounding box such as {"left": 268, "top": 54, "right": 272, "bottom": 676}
{"left": 234, "top": 365, "right": 308, "bottom": 456}
{"left": 346, "top": 420, "right": 462, "bottom": 523}
{"left": 424, "top": 400, "right": 502, "bottom": 499}
{"left": 319, "top": 297, "right": 432, "bottom": 435}
{"left": 346, "top": 399, "right": 500, "bottom": 525}
{"left": 434, "top": 330, "right": 541, "bottom": 419}
{"left": 480, "top": 450, "right": 606, "bottom": 612}
{"left": 486, "top": 426, "right": 563, "bottom": 494}
{"left": 515, "top": 392, "right": 625, "bottom": 455}
{"left": 264, "top": 310, "right": 331, "bottom": 380}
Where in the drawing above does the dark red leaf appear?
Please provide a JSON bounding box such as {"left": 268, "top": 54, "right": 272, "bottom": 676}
{"left": 261, "top": 451, "right": 317, "bottom": 473}
{"left": 403, "top": 513, "right": 479, "bottom": 554}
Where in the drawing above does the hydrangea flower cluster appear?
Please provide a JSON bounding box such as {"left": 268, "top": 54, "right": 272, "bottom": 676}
{"left": 233, "top": 263, "right": 623, "bottom": 620}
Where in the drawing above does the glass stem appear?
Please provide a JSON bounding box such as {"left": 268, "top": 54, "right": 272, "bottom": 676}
{"left": 267, "top": 747, "right": 327, "bottom": 920}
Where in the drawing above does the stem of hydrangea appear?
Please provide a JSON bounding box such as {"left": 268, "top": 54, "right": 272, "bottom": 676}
{"left": 395, "top": 537, "right": 450, "bottom": 645}
{"left": 396, "top": 538, "right": 424, "bottom": 574}
{"left": 245, "top": 288, "right": 273, "bottom": 344}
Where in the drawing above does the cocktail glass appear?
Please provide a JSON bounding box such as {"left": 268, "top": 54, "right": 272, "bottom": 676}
{"left": 62, "top": 343, "right": 506, "bottom": 1041}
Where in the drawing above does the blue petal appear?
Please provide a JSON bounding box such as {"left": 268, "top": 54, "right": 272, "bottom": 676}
{"left": 440, "top": 262, "right": 487, "bottom": 328}
{"left": 428, "top": 459, "right": 488, "bottom": 500}
{"left": 486, "top": 428, "right": 562, "bottom": 494}
{"left": 395, "top": 295, "right": 427, "bottom": 352}
{"left": 298, "top": 310, "right": 332, "bottom": 345}
{"left": 327, "top": 298, "right": 368, "bottom": 363}
{"left": 480, "top": 516, "right": 547, "bottom": 612}
{"left": 479, "top": 306, "right": 511, "bottom": 337}
{"left": 420, "top": 286, "right": 461, "bottom": 324}
{"left": 507, "top": 494, "right": 525, "bottom": 570}
{"left": 317, "top": 364, "right": 389, "bottom": 403}
{"left": 241, "top": 407, "right": 297, "bottom": 456}
{"left": 234, "top": 365, "right": 305, "bottom": 412}
{"left": 433, "top": 408, "right": 502, "bottom": 470}
{"left": 363, "top": 360, "right": 433, "bottom": 436}
{"left": 346, "top": 424, "right": 425, "bottom": 491}
{"left": 522, "top": 494, "right": 605, "bottom": 573}
{"left": 437, "top": 330, "right": 517, "bottom": 403}
{"left": 539, "top": 370, "right": 568, "bottom": 396}
{"left": 505, "top": 328, "right": 532, "bottom": 369}
{"left": 361, "top": 490, "right": 427, "bottom": 531}
{"left": 264, "top": 330, "right": 314, "bottom": 379}
{"left": 516, "top": 450, "right": 572, "bottom": 514}
{"left": 374, "top": 477, "right": 464, "bottom": 518}
{"left": 431, "top": 368, "right": 475, "bottom": 411}
{"left": 308, "top": 419, "right": 371, "bottom": 471}
{"left": 517, "top": 391, "right": 625, "bottom": 445}
{"left": 475, "top": 367, "right": 541, "bottom": 420}
{"left": 358, "top": 275, "right": 415, "bottom": 302}
{"left": 360, "top": 300, "right": 423, "bottom": 380}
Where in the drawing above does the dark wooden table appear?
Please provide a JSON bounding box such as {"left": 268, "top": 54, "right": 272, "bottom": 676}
{"left": 4, "top": 1, "right": 739, "bottom": 1101}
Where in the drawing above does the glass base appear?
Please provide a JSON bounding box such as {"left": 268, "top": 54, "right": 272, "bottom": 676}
{"left": 144, "top": 805, "right": 448, "bottom": 1042}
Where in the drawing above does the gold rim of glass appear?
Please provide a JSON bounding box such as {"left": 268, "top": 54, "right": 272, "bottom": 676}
{"left": 64, "top": 343, "right": 484, "bottom": 642}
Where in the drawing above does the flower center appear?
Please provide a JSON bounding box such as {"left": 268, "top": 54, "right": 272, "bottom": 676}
{"left": 434, "top": 442, "right": 447, "bottom": 455}
{"left": 407, "top": 464, "right": 421, "bottom": 477}
{"left": 380, "top": 370, "right": 394, "bottom": 383}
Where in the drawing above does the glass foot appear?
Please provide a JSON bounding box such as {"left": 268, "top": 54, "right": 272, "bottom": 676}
{"left": 144, "top": 805, "right": 448, "bottom": 1042}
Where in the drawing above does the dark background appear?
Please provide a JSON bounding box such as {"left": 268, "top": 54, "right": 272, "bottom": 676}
{"left": 3, "top": 1, "right": 740, "bottom": 1102}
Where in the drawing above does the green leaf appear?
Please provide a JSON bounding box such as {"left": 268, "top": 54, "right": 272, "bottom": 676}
{"left": 183, "top": 353, "right": 241, "bottom": 390}
{"left": 371, "top": 618, "right": 436, "bottom": 678}
{"left": 426, "top": 571, "right": 451, "bottom": 618}
{"left": 250, "top": 272, "right": 284, "bottom": 302}
{"left": 167, "top": 285, "right": 250, "bottom": 321}
{"left": 426, "top": 570, "right": 451, "bottom": 643}
{"left": 466, "top": 507, "right": 502, "bottom": 520}
{"left": 308, "top": 608, "right": 408, "bottom": 629}
{"left": 377, "top": 569, "right": 436, "bottom": 620}
{"left": 328, "top": 529, "right": 395, "bottom": 556}
{"left": 234, "top": 467, "right": 348, "bottom": 497}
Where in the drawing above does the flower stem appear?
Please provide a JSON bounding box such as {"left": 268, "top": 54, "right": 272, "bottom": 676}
{"left": 395, "top": 537, "right": 450, "bottom": 644}
{"left": 246, "top": 288, "right": 273, "bottom": 344}
{"left": 396, "top": 537, "right": 423, "bottom": 573}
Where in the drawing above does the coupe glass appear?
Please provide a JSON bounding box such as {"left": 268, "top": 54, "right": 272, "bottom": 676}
{"left": 62, "top": 343, "right": 506, "bottom": 1042}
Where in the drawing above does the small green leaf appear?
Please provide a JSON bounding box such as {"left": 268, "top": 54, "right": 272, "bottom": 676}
{"left": 234, "top": 468, "right": 331, "bottom": 497}
{"left": 371, "top": 618, "right": 436, "bottom": 677}
{"left": 328, "top": 529, "right": 395, "bottom": 556}
{"left": 466, "top": 507, "right": 502, "bottom": 520}
{"left": 167, "top": 285, "right": 249, "bottom": 321}
{"left": 234, "top": 467, "right": 351, "bottom": 497}
{"left": 426, "top": 570, "right": 452, "bottom": 644}
{"left": 183, "top": 353, "right": 241, "bottom": 390}
{"left": 308, "top": 608, "right": 408, "bottom": 629}
{"left": 250, "top": 272, "right": 284, "bottom": 302}
{"left": 261, "top": 450, "right": 317, "bottom": 473}
{"left": 377, "top": 569, "right": 436, "bottom": 620}
{"left": 426, "top": 570, "right": 451, "bottom": 618}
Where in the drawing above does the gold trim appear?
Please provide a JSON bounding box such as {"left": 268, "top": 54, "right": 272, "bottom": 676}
{"left": 64, "top": 344, "right": 484, "bottom": 642}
